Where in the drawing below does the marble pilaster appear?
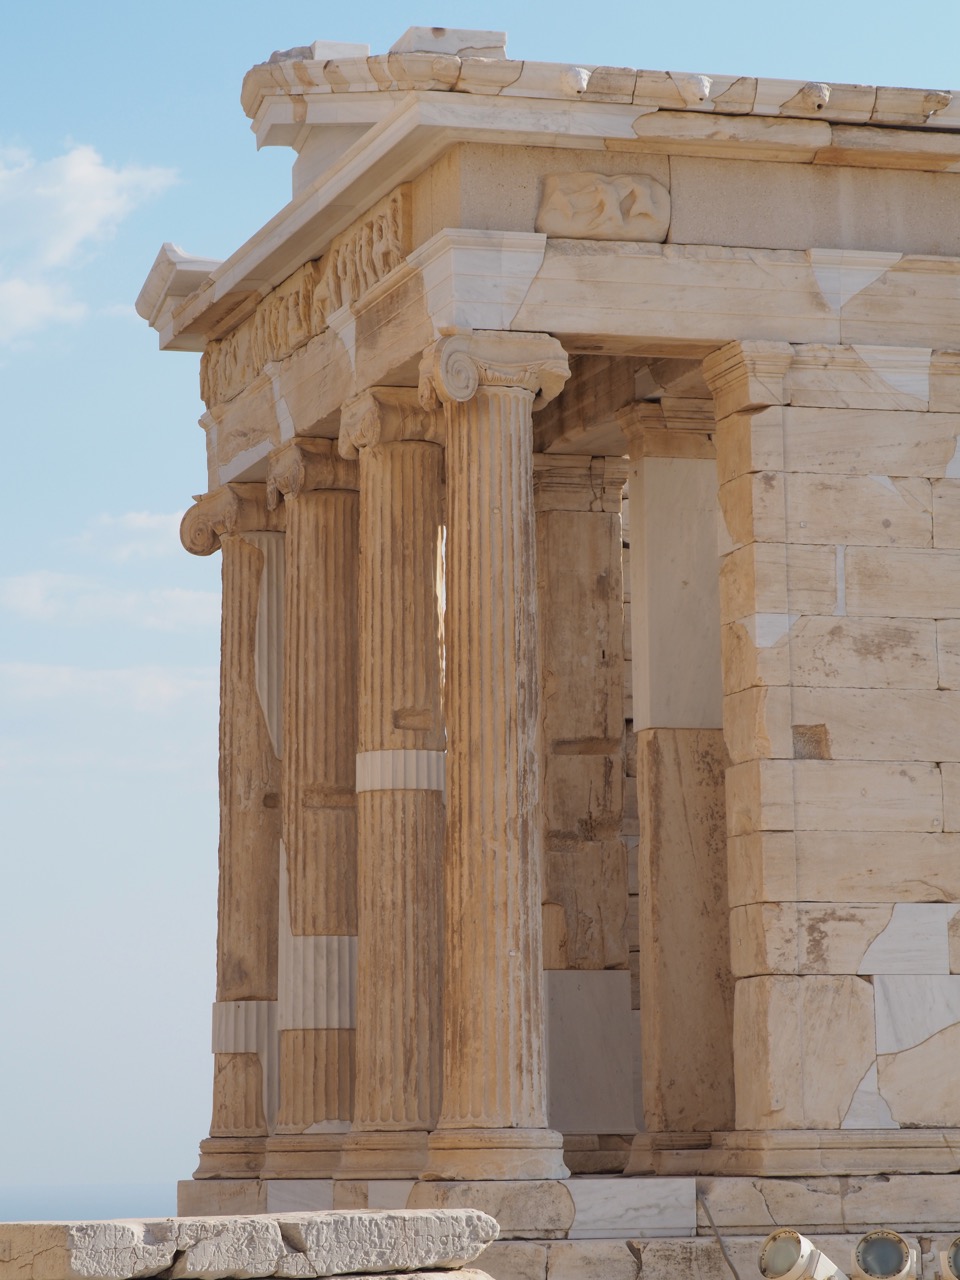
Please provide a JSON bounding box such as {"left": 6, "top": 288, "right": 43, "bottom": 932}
{"left": 336, "top": 386, "right": 446, "bottom": 1178}
{"left": 418, "top": 331, "right": 570, "bottom": 1181}
{"left": 617, "top": 402, "right": 734, "bottom": 1176}
{"left": 699, "top": 340, "right": 960, "bottom": 1173}
{"left": 532, "top": 456, "right": 634, "bottom": 1148}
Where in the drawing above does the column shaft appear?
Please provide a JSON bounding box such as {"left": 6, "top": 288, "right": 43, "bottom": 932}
{"left": 180, "top": 486, "right": 283, "bottom": 1180}
{"left": 341, "top": 400, "right": 446, "bottom": 1176}
{"left": 262, "top": 442, "right": 359, "bottom": 1178}
{"left": 418, "top": 332, "right": 570, "bottom": 1181}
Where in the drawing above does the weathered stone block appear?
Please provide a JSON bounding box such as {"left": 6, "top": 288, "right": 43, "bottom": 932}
{"left": 637, "top": 728, "right": 734, "bottom": 1132}
{"left": 734, "top": 975, "right": 875, "bottom": 1128}
{"left": 0, "top": 1211, "right": 500, "bottom": 1280}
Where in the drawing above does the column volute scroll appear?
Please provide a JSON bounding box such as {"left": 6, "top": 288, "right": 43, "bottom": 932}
{"left": 180, "top": 481, "right": 284, "bottom": 557}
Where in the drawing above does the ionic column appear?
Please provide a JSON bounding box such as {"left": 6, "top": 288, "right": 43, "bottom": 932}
{"left": 336, "top": 387, "right": 446, "bottom": 1179}
{"left": 418, "top": 331, "right": 570, "bottom": 1181}
{"left": 260, "top": 440, "right": 360, "bottom": 1180}
{"left": 180, "top": 483, "right": 284, "bottom": 1179}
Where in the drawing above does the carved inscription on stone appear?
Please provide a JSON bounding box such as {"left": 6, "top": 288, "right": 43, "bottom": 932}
{"left": 200, "top": 186, "right": 411, "bottom": 409}
{"left": 535, "top": 172, "right": 670, "bottom": 243}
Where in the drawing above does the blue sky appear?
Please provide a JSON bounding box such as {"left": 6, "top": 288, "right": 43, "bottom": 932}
{"left": 2, "top": 0, "right": 960, "bottom": 1223}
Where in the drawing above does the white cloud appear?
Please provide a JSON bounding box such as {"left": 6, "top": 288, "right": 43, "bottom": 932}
{"left": 0, "top": 143, "right": 176, "bottom": 344}
{"left": 0, "top": 662, "right": 216, "bottom": 714}
{"left": 0, "top": 277, "right": 86, "bottom": 343}
{"left": 65, "top": 511, "right": 186, "bottom": 562}
{"left": 0, "top": 570, "right": 219, "bottom": 631}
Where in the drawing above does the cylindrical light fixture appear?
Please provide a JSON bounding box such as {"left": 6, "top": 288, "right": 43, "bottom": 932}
{"left": 852, "top": 1231, "right": 916, "bottom": 1280}
{"left": 938, "top": 1236, "right": 960, "bottom": 1280}
{"left": 758, "top": 1230, "right": 848, "bottom": 1280}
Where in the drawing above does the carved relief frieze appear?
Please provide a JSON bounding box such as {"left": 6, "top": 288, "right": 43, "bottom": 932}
{"left": 200, "top": 186, "right": 411, "bottom": 410}
{"left": 535, "top": 172, "right": 670, "bottom": 242}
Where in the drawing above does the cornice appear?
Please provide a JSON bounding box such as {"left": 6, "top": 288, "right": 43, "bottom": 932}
{"left": 138, "top": 34, "right": 960, "bottom": 356}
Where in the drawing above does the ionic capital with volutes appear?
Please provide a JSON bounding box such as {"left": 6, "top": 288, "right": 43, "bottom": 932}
{"left": 701, "top": 340, "right": 794, "bottom": 421}
{"left": 180, "top": 482, "right": 284, "bottom": 556}
{"left": 265, "top": 438, "right": 359, "bottom": 509}
{"left": 418, "top": 330, "right": 570, "bottom": 411}
{"left": 338, "top": 386, "right": 444, "bottom": 459}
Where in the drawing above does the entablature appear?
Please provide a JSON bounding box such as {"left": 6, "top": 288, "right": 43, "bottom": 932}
{"left": 137, "top": 27, "right": 960, "bottom": 358}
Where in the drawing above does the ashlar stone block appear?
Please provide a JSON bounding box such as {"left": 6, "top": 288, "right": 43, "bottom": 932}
{"left": 734, "top": 975, "right": 876, "bottom": 1129}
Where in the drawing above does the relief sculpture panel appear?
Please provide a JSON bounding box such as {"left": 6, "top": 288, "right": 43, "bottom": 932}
{"left": 200, "top": 185, "right": 411, "bottom": 409}
{"left": 535, "top": 172, "right": 670, "bottom": 243}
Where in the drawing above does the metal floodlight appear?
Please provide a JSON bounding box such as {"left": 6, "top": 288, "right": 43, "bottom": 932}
{"left": 938, "top": 1236, "right": 960, "bottom": 1280}
{"left": 852, "top": 1231, "right": 917, "bottom": 1280}
{"left": 758, "top": 1230, "right": 849, "bottom": 1280}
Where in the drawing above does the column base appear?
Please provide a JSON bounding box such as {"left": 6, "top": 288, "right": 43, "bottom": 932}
{"left": 627, "top": 1129, "right": 960, "bottom": 1176}
{"left": 260, "top": 1133, "right": 346, "bottom": 1178}
{"left": 563, "top": 1134, "right": 632, "bottom": 1175}
{"left": 336, "top": 1130, "right": 430, "bottom": 1179}
{"left": 624, "top": 1132, "right": 711, "bottom": 1176}
{"left": 193, "top": 1136, "right": 266, "bottom": 1179}
{"left": 423, "top": 1128, "right": 569, "bottom": 1181}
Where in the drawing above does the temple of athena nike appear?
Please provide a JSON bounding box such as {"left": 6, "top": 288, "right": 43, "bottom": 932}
{"left": 135, "top": 23, "right": 960, "bottom": 1280}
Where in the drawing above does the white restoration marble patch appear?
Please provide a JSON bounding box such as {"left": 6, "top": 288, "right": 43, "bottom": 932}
{"left": 874, "top": 974, "right": 960, "bottom": 1053}
{"left": 567, "top": 1176, "right": 696, "bottom": 1239}
{"left": 852, "top": 346, "right": 932, "bottom": 405}
{"left": 408, "top": 230, "right": 547, "bottom": 336}
{"left": 858, "top": 903, "right": 952, "bottom": 975}
{"left": 265, "top": 1179, "right": 334, "bottom": 1212}
{"left": 841, "top": 1062, "right": 899, "bottom": 1129}
{"left": 808, "top": 249, "right": 903, "bottom": 313}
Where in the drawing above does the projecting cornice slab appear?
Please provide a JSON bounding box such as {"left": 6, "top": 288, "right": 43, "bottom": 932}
{"left": 137, "top": 27, "right": 960, "bottom": 354}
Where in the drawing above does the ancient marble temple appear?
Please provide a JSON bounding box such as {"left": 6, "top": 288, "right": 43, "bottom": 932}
{"left": 137, "top": 24, "right": 960, "bottom": 1279}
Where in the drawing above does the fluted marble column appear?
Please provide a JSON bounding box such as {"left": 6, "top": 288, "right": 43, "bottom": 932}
{"left": 418, "top": 331, "right": 570, "bottom": 1181}
{"left": 180, "top": 483, "right": 284, "bottom": 1179}
{"left": 336, "top": 386, "right": 446, "bottom": 1178}
{"left": 260, "top": 440, "right": 360, "bottom": 1179}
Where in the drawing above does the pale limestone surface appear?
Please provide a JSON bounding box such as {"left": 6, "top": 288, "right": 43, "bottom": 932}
{"left": 407, "top": 1184, "right": 574, "bottom": 1242}
{"left": 0, "top": 1212, "right": 498, "bottom": 1280}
